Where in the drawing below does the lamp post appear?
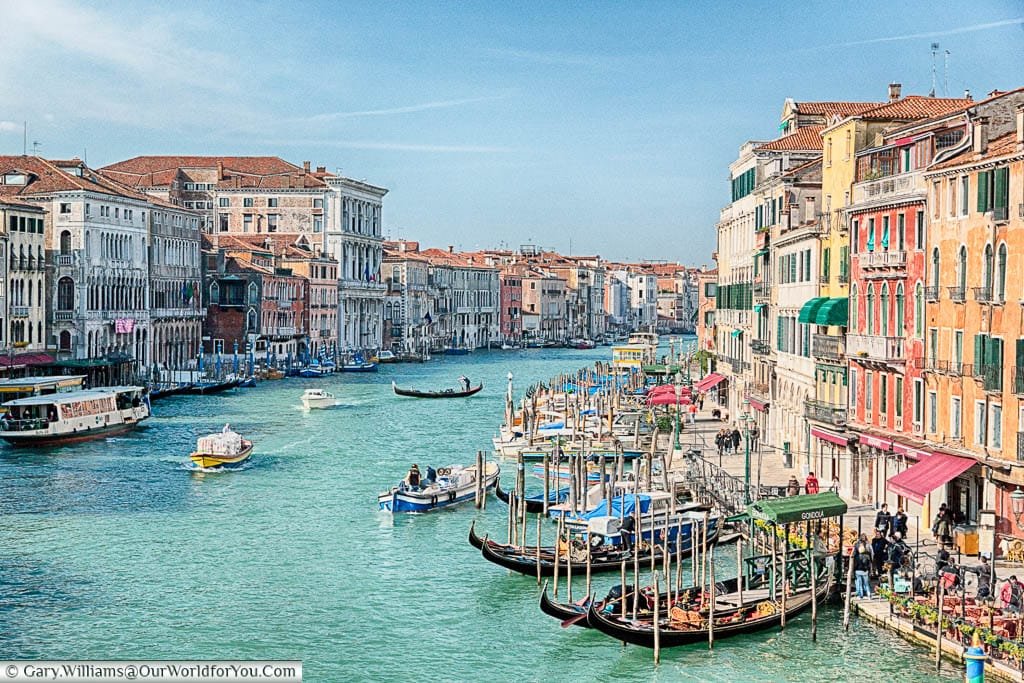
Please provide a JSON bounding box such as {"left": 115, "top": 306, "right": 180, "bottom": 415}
{"left": 741, "top": 401, "right": 756, "bottom": 504}
{"left": 1011, "top": 486, "right": 1024, "bottom": 528}
{"left": 673, "top": 382, "right": 682, "bottom": 451}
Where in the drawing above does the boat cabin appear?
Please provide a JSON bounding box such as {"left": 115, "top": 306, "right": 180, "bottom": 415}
{"left": 0, "top": 375, "right": 86, "bottom": 413}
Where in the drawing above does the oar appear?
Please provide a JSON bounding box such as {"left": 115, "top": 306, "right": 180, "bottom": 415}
{"left": 560, "top": 596, "right": 592, "bottom": 628}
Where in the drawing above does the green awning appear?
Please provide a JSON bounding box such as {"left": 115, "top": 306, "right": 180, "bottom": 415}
{"left": 754, "top": 249, "right": 769, "bottom": 258}
{"left": 797, "top": 297, "right": 828, "bottom": 323}
{"left": 753, "top": 303, "right": 766, "bottom": 313}
{"left": 813, "top": 298, "right": 849, "bottom": 326}
{"left": 748, "top": 492, "right": 848, "bottom": 525}
{"left": 730, "top": 329, "right": 742, "bottom": 338}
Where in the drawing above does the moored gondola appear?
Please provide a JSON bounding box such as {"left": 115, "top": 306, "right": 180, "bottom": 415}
{"left": 494, "top": 480, "right": 569, "bottom": 514}
{"left": 392, "top": 381, "right": 483, "bottom": 398}
{"left": 585, "top": 570, "right": 833, "bottom": 647}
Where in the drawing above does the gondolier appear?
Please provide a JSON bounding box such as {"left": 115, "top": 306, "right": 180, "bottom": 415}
{"left": 460, "top": 375, "right": 471, "bottom": 391}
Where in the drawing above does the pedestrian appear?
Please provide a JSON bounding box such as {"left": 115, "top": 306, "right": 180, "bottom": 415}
{"left": 731, "top": 426, "right": 741, "bottom": 454}
{"left": 932, "top": 504, "right": 953, "bottom": 547}
{"left": 830, "top": 475, "right": 841, "bottom": 493}
{"left": 1001, "top": 576, "right": 1024, "bottom": 612}
{"left": 786, "top": 476, "right": 800, "bottom": 497}
{"left": 870, "top": 528, "right": 888, "bottom": 578}
{"left": 749, "top": 424, "right": 760, "bottom": 453}
{"left": 697, "top": 393, "right": 704, "bottom": 410}
{"left": 805, "top": 471, "right": 820, "bottom": 495}
{"left": 715, "top": 430, "right": 725, "bottom": 457}
{"left": 619, "top": 513, "right": 636, "bottom": 552}
{"left": 892, "top": 507, "right": 908, "bottom": 538}
{"left": 688, "top": 402, "right": 697, "bottom": 425}
{"left": 853, "top": 540, "right": 873, "bottom": 598}
{"left": 976, "top": 555, "right": 993, "bottom": 599}
{"left": 887, "top": 531, "right": 909, "bottom": 575}
{"left": 874, "top": 503, "right": 892, "bottom": 538}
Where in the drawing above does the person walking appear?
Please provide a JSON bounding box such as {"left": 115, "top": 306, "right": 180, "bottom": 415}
{"left": 976, "top": 555, "right": 993, "bottom": 599}
{"left": 715, "top": 430, "right": 725, "bottom": 458}
{"left": 687, "top": 402, "right": 697, "bottom": 425}
{"left": 749, "top": 424, "right": 760, "bottom": 453}
{"left": 932, "top": 504, "right": 953, "bottom": 547}
{"left": 731, "top": 426, "right": 741, "bottom": 454}
{"left": 874, "top": 503, "right": 893, "bottom": 538}
{"left": 853, "top": 540, "right": 873, "bottom": 598}
{"left": 805, "top": 471, "right": 820, "bottom": 495}
{"left": 786, "top": 476, "right": 800, "bottom": 497}
{"left": 892, "top": 507, "right": 909, "bottom": 538}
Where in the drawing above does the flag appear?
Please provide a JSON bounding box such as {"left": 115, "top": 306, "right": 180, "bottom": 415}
{"left": 424, "top": 312, "right": 432, "bottom": 325}
{"left": 364, "top": 263, "right": 370, "bottom": 281}
{"left": 181, "top": 283, "right": 188, "bottom": 303}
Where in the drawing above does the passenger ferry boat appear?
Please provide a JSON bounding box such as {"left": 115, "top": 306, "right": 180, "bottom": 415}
{"left": 0, "top": 386, "right": 150, "bottom": 446}
{"left": 0, "top": 375, "right": 86, "bottom": 414}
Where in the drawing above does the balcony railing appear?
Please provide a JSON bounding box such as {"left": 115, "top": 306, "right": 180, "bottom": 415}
{"left": 804, "top": 399, "right": 847, "bottom": 426}
{"left": 1018, "top": 433, "right": 1024, "bottom": 462}
{"left": 55, "top": 254, "right": 74, "bottom": 266}
{"left": 922, "top": 359, "right": 963, "bottom": 376}
{"left": 10, "top": 306, "right": 29, "bottom": 318}
{"left": 973, "top": 363, "right": 1003, "bottom": 392}
{"left": 54, "top": 311, "right": 73, "bottom": 322}
{"left": 812, "top": 333, "right": 845, "bottom": 360}
{"left": 838, "top": 272, "right": 849, "bottom": 284}
{"left": 851, "top": 170, "right": 926, "bottom": 204}
{"left": 721, "top": 356, "right": 748, "bottom": 374}
{"left": 949, "top": 286, "right": 966, "bottom": 303}
{"left": 924, "top": 286, "right": 940, "bottom": 302}
{"left": 861, "top": 250, "right": 907, "bottom": 270}
{"left": 974, "top": 287, "right": 994, "bottom": 303}
{"left": 847, "top": 334, "right": 904, "bottom": 362}
{"left": 750, "top": 339, "right": 771, "bottom": 356}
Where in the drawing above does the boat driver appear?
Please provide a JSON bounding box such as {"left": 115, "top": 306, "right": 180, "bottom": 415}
{"left": 406, "top": 464, "right": 421, "bottom": 489}
{"left": 460, "top": 375, "right": 471, "bottom": 391}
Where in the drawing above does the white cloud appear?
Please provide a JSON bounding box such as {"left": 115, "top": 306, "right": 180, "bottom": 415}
{"left": 259, "top": 139, "right": 513, "bottom": 153}
{"left": 802, "top": 17, "right": 1024, "bottom": 51}
{"left": 298, "top": 95, "right": 510, "bottom": 124}
{"left": 0, "top": 121, "right": 21, "bottom": 133}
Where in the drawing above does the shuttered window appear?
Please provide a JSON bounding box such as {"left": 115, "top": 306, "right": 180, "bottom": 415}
{"left": 977, "top": 169, "right": 992, "bottom": 212}
{"left": 994, "top": 167, "right": 1009, "bottom": 220}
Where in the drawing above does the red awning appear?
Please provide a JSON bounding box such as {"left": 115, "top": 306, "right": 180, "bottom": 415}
{"left": 647, "top": 384, "right": 691, "bottom": 396}
{"left": 886, "top": 452, "right": 976, "bottom": 504}
{"left": 857, "top": 432, "right": 931, "bottom": 461}
{"left": 0, "top": 353, "right": 55, "bottom": 368}
{"left": 748, "top": 396, "right": 768, "bottom": 412}
{"left": 694, "top": 373, "right": 726, "bottom": 392}
{"left": 648, "top": 393, "right": 692, "bottom": 406}
{"left": 811, "top": 426, "right": 851, "bottom": 447}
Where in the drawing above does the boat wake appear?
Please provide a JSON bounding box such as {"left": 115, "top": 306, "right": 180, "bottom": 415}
{"left": 181, "top": 460, "right": 254, "bottom": 473}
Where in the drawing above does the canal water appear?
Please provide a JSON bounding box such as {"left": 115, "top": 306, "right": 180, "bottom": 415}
{"left": 0, "top": 347, "right": 958, "bottom": 681}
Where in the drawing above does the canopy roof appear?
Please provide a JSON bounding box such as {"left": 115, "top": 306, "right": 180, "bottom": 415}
{"left": 798, "top": 297, "right": 828, "bottom": 323}
{"left": 886, "top": 452, "right": 975, "bottom": 504}
{"left": 814, "top": 298, "right": 849, "bottom": 326}
{"left": 748, "top": 492, "right": 848, "bottom": 525}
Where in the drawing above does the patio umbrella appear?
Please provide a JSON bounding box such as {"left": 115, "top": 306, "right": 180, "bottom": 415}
{"left": 647, "top": 393, "right": 692, "bottom": 406}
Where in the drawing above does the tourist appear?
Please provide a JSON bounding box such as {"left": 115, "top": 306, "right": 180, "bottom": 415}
{"left": 932, "top": 504, "right": 953, "bottom": 546}
{"left": 975, "top": 555, "right": 993, "bottom": 599}
{"left": 696, "top": 393, "right": 705, "bottom": 410}
{"left": 424, "top": 466, "right": 437, "bottom": 485}
{"left": 887, "top": 532, "right": 909, "bottom": 575}
{"left": 874, "top": 503, "right": 892, "bottom": 538}
{"left": 786, "top": 476, "right": 800, "bottom": 497}
{"left": 688, "top": 402, "right": 697, "bottom": 425}
{"left": 1001, "top": 576, "right": 1024, "bottom": 612}
{"left": 749, "top": 424, "right": 760, "bottom": 452}
{"left": 715, "top": 430, "right": 726, "bottom": 457}
{"left": 731, "top": 427, "right": 741, "bottom": 454}
{"left": 892, "top": 507, "right": 909, "bottom": 538}
{"left": 805, "top": 471, "right": 820, "bottom": 495}
{"left": 853, "top": 541, "right": 872, "bottom": 598}
{"left": 936, "top": 546, "right": 951, "bottom": 575}
{"left": 406, "top": 464, "right": 421, "bottom": 489}
{"left": 871, "top": 528, "right": 889, "bottom": 578}
{"left": 830, "top": 475, "right": 841, "bottom": 493}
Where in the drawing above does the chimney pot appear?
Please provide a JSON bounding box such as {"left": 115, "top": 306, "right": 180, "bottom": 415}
{"left": 1016, "top": 104, "right": 1024, "bottom": 147}
{"left": 303, "top": 160, "right": 310, "bottom": 172}
{"left": 964, "top": 89, "right": 972, "bottom": 101}
{"left": 973, "top": 116, "right": 990, "bottom": 155}
{"left": 448, "top": 245, "right": 454, "bottom": 253}
{"left": 888, "top": 82, "right": 902, "bottom": 102}
{"left": 316, "top": 165, "right": 326, "bottom": 174}
{"left": 217, "top": 160, "right": 224, "bottom": 180}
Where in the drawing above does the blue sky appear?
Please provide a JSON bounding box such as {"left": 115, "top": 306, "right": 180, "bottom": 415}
{"left": 0, "top": 1, "right": 1021, "bottom": 264}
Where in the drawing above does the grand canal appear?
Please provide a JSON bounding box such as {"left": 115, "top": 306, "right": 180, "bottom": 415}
{"left": 0, "top": 347, "right": 958, "bottom": 681}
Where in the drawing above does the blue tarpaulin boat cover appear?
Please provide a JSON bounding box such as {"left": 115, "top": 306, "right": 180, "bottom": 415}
{"left": 582, "top": 495, "right": 652, "bottom": 520}
{"left": 538, "top": 422, "right": 564, "bottom": 430}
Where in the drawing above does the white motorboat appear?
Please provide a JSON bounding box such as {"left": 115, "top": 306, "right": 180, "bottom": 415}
{"left": 301, "top": 388, "right": 337, "bottom": 410}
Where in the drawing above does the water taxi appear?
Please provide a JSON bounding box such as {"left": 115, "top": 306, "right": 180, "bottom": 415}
{"left": 190, "top": 426, "right": 254, "bottom": 469}
{"left": 301, "top": 388, "right": 337, "bottom": 410}
{"left": 0, "top": 386, "right": 150, "bottom": 446}
{"left": 378, "top": 462, "right": 500, "bottom": 513}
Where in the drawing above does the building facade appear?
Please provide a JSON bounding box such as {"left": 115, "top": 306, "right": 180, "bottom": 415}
{"left": 0, "top": 200, "right": 45, "bottom": 357}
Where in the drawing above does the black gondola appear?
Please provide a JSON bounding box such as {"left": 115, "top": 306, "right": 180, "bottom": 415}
{"left": 391, "top": 381, "right": 483, "bottom": 399}
{"left": 494, "top": 480, "right": 569, "bottom": 514}
{"left": 585, "top": 571, "right": 833, "bottom": 647}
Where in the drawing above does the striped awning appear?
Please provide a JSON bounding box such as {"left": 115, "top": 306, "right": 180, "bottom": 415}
{"left": 813, "top": 298, "right": 848, "bottom": 326}
{"left": 798, "top": 297, "right": 828, "bottom": 323}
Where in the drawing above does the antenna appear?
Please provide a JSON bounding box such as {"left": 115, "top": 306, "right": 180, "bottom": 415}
{"left": 929, "top": 42, "right": 939, "bottom": 97}
{"left": 31, "top": 141, "right": 42, "bottom": 155}
{"left": 23, "top": 122, "right": 27, "bottom": 156}
{"left": 943, "top": 49, "right": 950, "bottom": 96}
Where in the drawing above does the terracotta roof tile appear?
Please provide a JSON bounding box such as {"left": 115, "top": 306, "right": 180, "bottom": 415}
{"left": 99, "top": 156, "right": 328, "bottom": 189}
{"left": 794, "top": 102, "right": 884, "bottom": 117}
{"left": 0, "top": 155, "right": 148, "bottom": 201}
{"left": 756, "top": 126, "right": 825, "bottom": 152}
{"left": 858, "top": 95, "right": 973, "bottom": 120}
{"left": 929, "top": 131, "right": 1022, "bottom": 170}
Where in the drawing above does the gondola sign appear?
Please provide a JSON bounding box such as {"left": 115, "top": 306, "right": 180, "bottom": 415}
{"left": 747, "top": 492, "right": 847, "bottom": 525}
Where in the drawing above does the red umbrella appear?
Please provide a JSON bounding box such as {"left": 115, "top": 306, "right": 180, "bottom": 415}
{"left": 647, "top": 393, "right": 692, "bottom": 406}
{"left": 647, "top": 385, "right": 691, "bottom": 397}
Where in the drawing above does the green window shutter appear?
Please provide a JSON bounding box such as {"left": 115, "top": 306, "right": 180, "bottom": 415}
{"left": 977, "top": 170, "right": 991, "bottom": 212}
{"left": 790, "top": 255, "right": 796, "bottom": 282}
{"left": 975, "top": 333, "right": 987, "bottom": 369}
{"left": 823, "top": 248, "right": 831, "bottom": 280}
{"left": 994, "top": 167, "right": 1009, "bottom": 215}
{"left": 840, "top": 246, "right": 849, "bottom": 279}
{"left": 770, "top": 200, "right": 776, "bottom": 225}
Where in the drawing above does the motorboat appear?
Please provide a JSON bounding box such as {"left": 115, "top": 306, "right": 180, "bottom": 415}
{"left": 190, "top": 426, "right": 254, "bottom": 470}
{"left": 378, "top": 462, "right": 500, "bottom": 513}
{"left": 301, "top": 388, "right": 337, "bottom": 410}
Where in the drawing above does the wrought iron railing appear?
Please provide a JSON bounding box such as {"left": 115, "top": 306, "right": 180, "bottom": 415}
{"left": 812, "top": 334, "right": 845, "bottom": 360}
{"left": 804, "top": 399, "right": 847, "bottom": 426}
{"left": 924, "top": 286, "right": 940, "bottom": 302}
{"left": 949, "top": 286, "right": 966, "bottom": 302}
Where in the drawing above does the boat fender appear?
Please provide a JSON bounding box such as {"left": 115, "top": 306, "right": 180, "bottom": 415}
{"left": 431, "top": 496, "right": 437, "bottom": 506}
{"left": 449, "top": 491, "right": 456, "bottom": 502}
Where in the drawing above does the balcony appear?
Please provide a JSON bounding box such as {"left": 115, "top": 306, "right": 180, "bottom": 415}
{"left": 54, "top": 311, "right": 73, "bottom": 322}
{"left": 851, "top": 170, "right": 926, "bottom": 205}
{"left": 922, "top": 359, "right": 963, "bottom": 376}
{"left": 860, "top": 250, "right": 907, "bottom": 272}
{"left": 838, "top": 272, "right": 849, "bottom": 284}
{"left": 812, "top": 333, "right": 845, "bottom": 361}
{"left": 748, "top": 382, "right": 770, "bottom": 403}
{"left": 1018, "top": 433, "right": 1024, "bottom": 463}
{"left": 973, "top": 363, "right": 1003, "bottom": 392}
{"left": 804, "top": 399, "right": 847, "bottom": 427}
{"left": 319, "top": 328, "right": 332, "bottom": 338}
{"left": 750, "top": 339, "right": 771, "bottom": 356}
{"left": 721, "top": 356, "right": 748, "bottom": 374}
{"left": 752, "top": 281, "right": 768, "bottom": 300}
{"left": 10, "top": 306, "right": 29, "bottom": 318}
{"left": 55, "top": 254, "right": 74, "bottom": 267}
{"left": 974, "top": 287, "right": 994, "bottom": 303}
{"left": 1014, "top": 367, "right": 1024, "bottom": 395}
{"left": 924, "top": 286, "right": 940, "bottom": 302}
{"left": 847, "top": 334, "right": 904, "bottom": 363}
{"left": 267, "top": 326, "right": 297, "bottom": 338}
{"left": 949, "top": 286, "right": 966, "bottom": 303}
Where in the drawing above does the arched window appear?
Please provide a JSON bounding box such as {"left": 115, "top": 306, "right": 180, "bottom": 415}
{"left": 914, "top": 283, "right": 924, "bottom": 337}
{"left": 931, "top": 248, "right": 940, "bottom": 288}
{"left": 849, "top": 283, "right": 859, "bottom": 330}
{"left": 248, "top": 282, "right": 259, "bottom": 305}
{"left": 59, "top": 331, "right": 72, "bottom": 351}
{"left": 880, "top": 283, "right": 890, "bottom": 336}
{"left": 866, "top": 284, "right": 875, "bottom": 335}
{"left": 997, "top": 243, "right": 1008, "bottom": 302}
{"left": 895, "top": 283, "right": 905, "bottom": 334}
{"left": 210, "top": 282, "right": 220, "bottom": 305}
{"left": 957, "top": 245, "right": 967, "bottom": 291}
{"left": 57, "top": 277, "right": 74, "bottom": 311}
{"left": 246, "top": 308, "right": 257, "bottom": 332}
{"left": 60, "top": 230, "right": 72, "bottom": 255}
{"left": 983, "top": 243, "right": 994, "bottom": 292}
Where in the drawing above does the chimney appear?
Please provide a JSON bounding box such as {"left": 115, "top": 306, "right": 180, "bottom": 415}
{"left": 216, "top": 160, "right": 224, "bottom": 180}
{"left": 964, "top": 89, "right": 972, "bottom": 101}
{"left": 316, "top": 165, "right": 325, "bottom": 174}
{"left": 303, "top": 160, "right": 311, "bottom": 172}
{"left": 1016, "top": 104, "right": 1024, "bottom": 147}
{"left": 973, "top": 116, "right": 990, "bottom": 155}
{"left": 448, "top": 245, "right": 454, "bottom": 253}
{"left": 887, "top": 82, "right": 902, "bottom": 102}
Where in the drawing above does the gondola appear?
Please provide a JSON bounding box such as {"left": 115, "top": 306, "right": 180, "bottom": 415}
{"left": 494, "top": 480, "right": 569, "bottom": 514}
{"left": 391, "top": 381, "right": 483, "bottom": 399}
{"left": 585, "top": 570, "right": 833, "bottom": 647}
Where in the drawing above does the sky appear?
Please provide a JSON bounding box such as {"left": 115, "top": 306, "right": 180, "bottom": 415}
{"left": 0, "top": 1, "right": 1021, "bottom": 265}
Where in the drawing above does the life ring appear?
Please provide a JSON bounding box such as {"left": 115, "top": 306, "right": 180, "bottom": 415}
{"left": 439, "top": 467, "right": 450, "bottom": 476}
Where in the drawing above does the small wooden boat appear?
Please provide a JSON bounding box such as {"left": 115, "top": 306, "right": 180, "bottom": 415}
{"left": 585, "top": 569, "right": 833, "bottom": 647}
{"left": 301, "top": 388, "right": 336, "bottom": 410}
{"left": 189, "top": 427, "right": 253, "bottom": 470}
{"left": 391, "top": 381, "right": 483, "bottom": 399}
{"left": 378, "top": 462, "right": 500, "bottom": 513}
{"left": 262, "top": 368, "right": 285, "bottom": 380}
{"left": 375, "top": 350, "right": 397, "bottom": 363}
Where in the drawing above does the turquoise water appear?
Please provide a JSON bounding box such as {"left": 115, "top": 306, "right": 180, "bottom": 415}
{"left": 0, "top": 347, "right": 959, "bottom": 682}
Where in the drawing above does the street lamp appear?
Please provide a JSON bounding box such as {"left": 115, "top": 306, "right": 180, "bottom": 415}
{"left": 741, "top": 400, "right": 754, "bottom": 504}
{"left": 1011, "top": 487, "right": 1024, "bottom": 529}
{"left": 673, "top": 382, "right": 682, "bottom": 451}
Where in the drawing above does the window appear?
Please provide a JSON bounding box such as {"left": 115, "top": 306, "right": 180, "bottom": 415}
{"left": 929, "top": 328, "right": 938, "bottom": 362}
{"left": 243, "top": 215, "right": 252, "bottom": 233}
{"left": 822, "top": 248, "right": 830, "bottom": 281}
{"left": 983, "top": 243, "right": 994, "bottom": 291}
{"left": 895, "top": 283, "right": 904, "bottom": 333}
{"left": 957, "top": 246, "right": 967, "bottom": 290}
{"left": 975, "top": 401, "right": 987, "bottom": 446}
{"left": 59, "top": 202, "right": 71, "bottom": 214}
{"left": 314, "top": 216, "right": 323, "bottom": 233}
{"left": 865, "top": 372, "right": 874, "bottom": 417}
{"left": 997, "top": 243, "right": 1007, "bottom": 301}
{"left": 880, "top": 284, "right": 890, "bottom": 336}
{"left": 914, "top": 283, "right": 923, "bottom": 337}
{"left": 948, "top": 179, "right": 957, "bottom": 218}
{"left": 57, "top": 277, "right": 74, "bottom": 311}
{"left": 931, "top": 248, "right": 940, "bottom": 289}
{"left": 851, "top": 220, "right": 859, "bottom": 254}
{"left": 951, "top": 397, "right": 961, "bottom": 438}
{"left": 913, "top": 378, "right": 923, "bottom": 428}
{"left": 960, "top": 176, "right": 969, "bottom": 216}
{"left": 932, "top": 181, "right": 941, "bottom": 218}
{"left": 977, "top": 167, "right": 1010, "bottom": 220}
{"left": 897, "top": 213, "right": 905, "bottom": 251}
{"left": 850, "top": 368, "right": 858, "bottom": 411}
{"left": 267, "top": 215, "right": 279, "bottom": 232}
{"left": 928, "top": 391, "right": 937, "bottom": 433}
{"left": 218, "top": 197, "right": 229, "bottom": 208}
{"left": 267, "top": 197, "right": 279, "bottom": 208}
{"left": 867, "top": 217, "right": 876, "bottom": 252}
{"left": 895, "top": 377, "right": 903, "bottom": 419}
{"left": 866, "top": 284, "right": 875, "bottom": 335}
{"left": 218, "top": 214, "right": 229, "bottom": 233}
{"left": 313, "top": 198, "right": 324, "bottom": 209}
{"left": 849, "top": 283, "right": 858, "bottom": 329}
{"left": 992, "top": 404, "right": 1003, "bottom": 449}
{"left": 915, "top": 210, "right": 925, "bottom": 247}
{"left": 881, "top": 215, "right": 890, "bottom": 250}
{"left": 880, "top": 374, "right": 888, "bottom": 415}
{"left": 243, "top": 197, "right": 254, "bottom": 208}
{"left": 954, "top": 330, "right": 963, "bottom": 372}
